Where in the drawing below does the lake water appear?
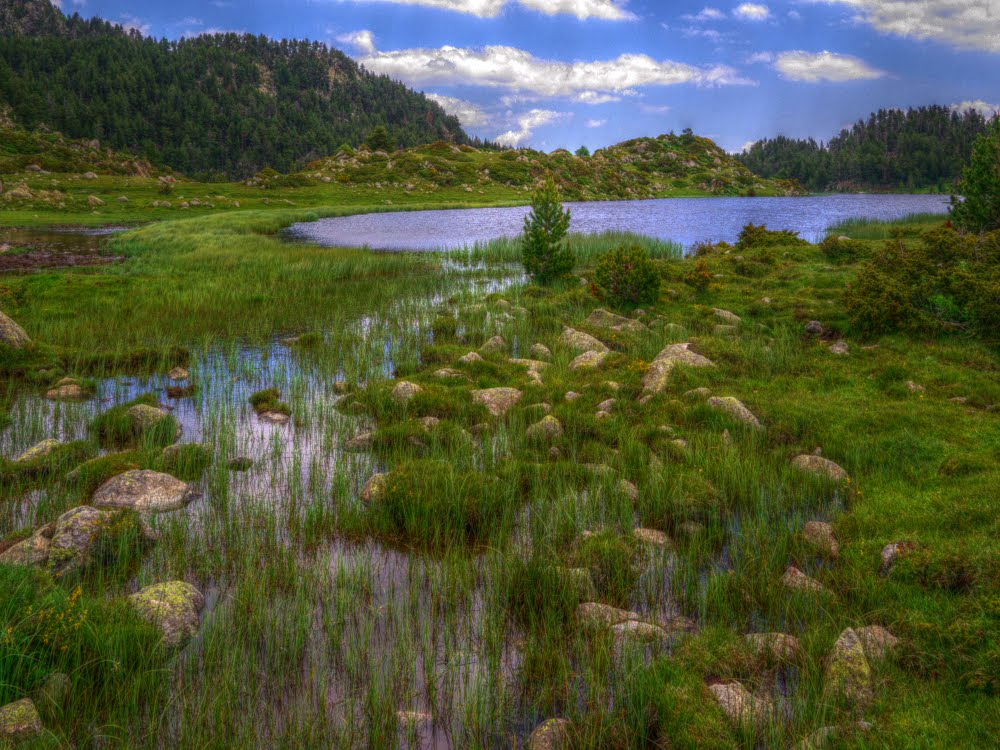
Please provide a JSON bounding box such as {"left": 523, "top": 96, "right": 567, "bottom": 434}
{"left": 287, "top": 194, "right": 951, "bottom": 251}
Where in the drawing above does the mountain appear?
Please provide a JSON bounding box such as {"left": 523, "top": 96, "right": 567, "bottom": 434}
{"left": 738, "top": 105, "right": 993, "bottom": 192}
{"left": 0, "top": 0, "right": 472, "bottom": 179}
{"left": 277, "top": 131, "right": 802, "bottom": 200}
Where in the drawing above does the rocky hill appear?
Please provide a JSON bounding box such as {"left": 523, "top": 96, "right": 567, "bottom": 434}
{"left": 276, "top": 133, "right": 802, "bottom": 199}
{"left": 0, "top": 0, "right": 471, "bottom": 179}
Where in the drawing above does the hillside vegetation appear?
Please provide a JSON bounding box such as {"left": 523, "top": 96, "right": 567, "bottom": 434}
{"left": 739, "top": 106, "right": 992, "bottom": 192}
{"left": 0, "top": 0, "right": 472, "bottom": 179}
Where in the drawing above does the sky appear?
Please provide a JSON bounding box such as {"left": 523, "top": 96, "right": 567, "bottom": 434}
{"left": 55, "top": 0, "right": 1000, "bottom": 152}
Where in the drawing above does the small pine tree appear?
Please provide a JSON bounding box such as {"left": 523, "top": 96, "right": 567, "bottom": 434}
{"left": 521, "top": 176, "right": 573, "bottom": 284}
{"left": 951, "top": 117, "right": 1000, "bottom": 232}
{"left": 575, "top": 145, "right": 590, "bottom": 157}
{"left": 364, "top": 125, "right": 395, "bottom": 152}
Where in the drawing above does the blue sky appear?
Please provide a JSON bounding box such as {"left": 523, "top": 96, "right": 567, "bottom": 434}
{"left": 57, "top": 0, "right": 999, "bottom": 152}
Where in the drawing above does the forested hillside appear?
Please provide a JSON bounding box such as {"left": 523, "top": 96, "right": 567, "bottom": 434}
{"left": 738, "top": 106, "right": 992, "bottom": 192}
{"left": 0, "top": 0, "right": 473, "bottom": 179}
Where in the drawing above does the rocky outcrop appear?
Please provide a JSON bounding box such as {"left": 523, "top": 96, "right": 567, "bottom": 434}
{"left": 129, "top": 581, "right": 205, "bottom": 648}
{"left": 92, "top": 470, "right": 201, "bottom": 513}
{"left": 0, "top": 310, "right": 30, "bottom": 348}
{"left": 642, "top": 343, "right": 715, "bottom": 396}
{"left": 472, "top": 387, "right": 522, "bottom": 417}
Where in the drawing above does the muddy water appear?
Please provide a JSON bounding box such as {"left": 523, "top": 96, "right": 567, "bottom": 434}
{"left": 0, "top": 225, "right": 128, "bottom": 271}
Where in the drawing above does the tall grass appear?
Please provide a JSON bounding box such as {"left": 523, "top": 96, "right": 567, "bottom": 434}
{"left": 446, "top": 230, "right": 683, "bottom": 265}
{"left": 826, "top": 211, "right": 946, "bottom": 239}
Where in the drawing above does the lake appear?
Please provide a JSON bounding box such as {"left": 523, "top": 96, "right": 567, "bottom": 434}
{"left": 287, "top": 193, "right": 951, "bottom": 251}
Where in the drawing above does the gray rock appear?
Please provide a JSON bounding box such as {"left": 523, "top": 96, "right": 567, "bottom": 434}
{"left": 129, "top": 581, "right": 205, "bottom": 648}
{"left": 782, "top": 565, "right": 827, "bottom": 594}
{"left": 879, "top": 541, "right": 915, "bottom": 575}
{"left": 643, "top": 343, "right": 715, "bottom": 396}
{"left": 805, "top": 320, "right": 824, "bottom": 336}
{"left": 707, "top": 396, "right": 762, "bottom": 428}
{"left": 829, "top": 340, "right": 850, "bottom": 355}
{"left": 527, "top": 718, "right": 571, "bottom": 750}
{"left": 0, "top": 698, "right": 42, "bottom": 743}
{"left": 855, "top": 625, "right": 898, "bottom": 660}
{"left": 564, "top": 391, "right": 581, "bottom": 402}
{"left": 585, "top": 308, "right": 647, "bottom": 333}
{"left": 472, "top": 387, "right": 522, "bottom": 417}
{"left": 459, "top": 351, "right": 483, "bottom": 364}
{"left": 391, "top": 380, "right": 423, "bottom": 404}
{"left": 13, "top": 439, "right": 61, "bottom": 463}
{"left": 803, "top": 521, "right": 840, "bottom": 559}
{"left": 0, "top": 310, "right": 31, "bottom": 349}
{"left": 709, "top": 681, "right": 772, "bottom": 728}
{"left": 569, "top": 350, "right": 608, "bottom": 370}
{"left": 92, "top": 470, "right": 201, "bottom": 513}
{"left": 713, "top": 308, "right": 742, "bottom": 324}
{"left": 612, "top": 619, "right": 671, "bottom": 644}
{"left": 560, "top": 327, "right": 609, "bottom": 354}
{"left": 792, "top": 455, "right": 849, "bottom": 482}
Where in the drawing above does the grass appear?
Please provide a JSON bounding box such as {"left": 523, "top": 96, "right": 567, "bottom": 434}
{"left": 0, "top": 196, "right": 997, "bottom": 749}
{"left": 827, "top": 212, "right": 946, "bottom": 239}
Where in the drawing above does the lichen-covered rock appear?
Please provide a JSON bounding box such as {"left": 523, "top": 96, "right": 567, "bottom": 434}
{"left": 782, "top": 566, "right": 827, "bottom": 594}
{"left": 459, "top": 351, "right": 483, "bottom": 364}
{"left": 529, "top": 343, "right": 552, "bottom": 361}
{"left": 855, "top": 625, "right": 898, "bottom": 660}
{"left": 92, "top": 470, "right": 201, "bottom": 513}
{"left": 13, "top": 438, "right": 61, "bottom": 463}
{"left": 0, "top": 698, "right": 42, "bottom": 743}
{"left": 707, "top": 396, "right": 762, "bottom": 428}
{"left": 526, "top": 415, "right": 563, "bottom": 441}
{"left": 632, "top": 527, "right": 669, "bottom": 547}
{"left": 642, "top": 343, "right": 715, "bottom": 396}
{"left": 586, "top": 308, "right": 647, "bottom": 333}
{"left": 391, "top": 380, "right": 423, "bottom": 404}
{"left": 527, "top": 718, "right": 571, "bottom": 750}
{"left": 129, "top": 581, "right": 205, "bottom": 648}
{"left": 713, "top": 308, "right": 741, "bottom": 324}
{"left": 792, "top": 455, "right": 849, "bottom": 482}
{"left": 0, "top": 532, "right": 50, "bottom": 567}
{"left": 709, "top": 681, "right": 772, "bottom": 728}
{"left": 560, "top": 327, "right": 609, "bottom": 354}
{"left": 745, "top": 632, "right": 802, "bottom": 662}
{"left": 825, "top": 628, "right": 873, "bottom": 706}
{"left": 46, "top": 383, "right": 86, "bottom": 401}
{"left": 0, "top": 310, "right": 31, "bottom": 349}
{"left": 569, "top": 350, "right": 608, "bottom": 370}
{"left": 128, "top": 404, "right": 180, "bottom": 438}
{"left": 803, "top": 521, "right": 840, "bottom": 559}
{"left": 168, "top": 366, "right": 189, "bottom": 381}
{"left": 479, "top": 335, "right": 507, "bottom": 354}
{"left": 576, "top": 602, "right": 641, "bottom": 628}
{"left": 879, "top": 540, "right": 915, "bottom": 574}
{"left": 361, "top": 473, "right": 388, "bottom": 504}
{"left": 472, "top": 387, "right": 522, "bottom": 417}
{"left": 612, "top": 619, "right": 670, "bottom": 644}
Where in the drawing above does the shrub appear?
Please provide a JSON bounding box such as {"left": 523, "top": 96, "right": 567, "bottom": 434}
{"left": 736, "top": 223, "right": 808, "bottom": 250}
{"left": 950, "top": 117, "right": 1000, "bottom": 232}
{"left": 820, "top": 234, "right": 866, "bottom": 263}
{"left": 683, "top": 258, "right": 714, "bottom": 293}
{"left": 592, "top": 245, "right": 661, "bottom": 307}
{"left": 521, "top": 176, "right": 574, "bottom": 284}
{"left": 364, "top": 125, "right": 395, "bottom": 153}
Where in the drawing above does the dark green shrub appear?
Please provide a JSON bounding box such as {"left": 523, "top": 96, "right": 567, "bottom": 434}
{"left": 737, "top": 223, "right": 808, "bottom": 250}
{"left": 521, "top": 176, "right": 573, "bottom": 284}
{"left": 820, "top": 235, "right": 866, "bottom": 263}
{"left": 951, "top": 117, "right": 1000, "bottom": 232}
{"left": 593, "top": 245, "right": 661, "bottom": 307}
{"left": 683, "top": 258, "right": 714, "bottom": 293}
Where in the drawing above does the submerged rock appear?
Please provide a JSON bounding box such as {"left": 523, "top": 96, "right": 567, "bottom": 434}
{"left": 643, "top": 343, "right": 715, "bottom": 396}
{"left": 46, "top": 383, "right": 86, "bottom": 401}
{"left": 0, "top": 698, "right": 42, "bottom": 743}
{"left": 129, "top": 581, "right": 205, "bottom": 648}
{"left": 707, "top": 396, "right": 762, "bottom": 428}
{"left": 92, "top": 470, "right": 201, "bottom": 513}
{"left": 259, "top": 411, "right": 290, "bottom": 424}
{"left": 792, "top": 454, "right": 849, "bottom": 482}
{"left": 560, "top": 327, "right": 609, "bottom": 354}
{"left": 168, "top": 366, "right": 190, "bottom": 381}
{"left": 472, "top": 387, "right": 522, "bottom": 417}
{"left": 345, "top": 430, "right": 374, "bottom": 450}
{"left": 527, "top": 718, "right": 571, "bottom": 750}
{"left": 0, "top": 310, "right": 31, "bottom": 349}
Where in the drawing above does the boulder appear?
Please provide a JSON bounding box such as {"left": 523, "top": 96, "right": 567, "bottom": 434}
{"left": 391, "top": 380, "right": 422, "bottom": 404}
{"left": 527, "top": 718, "right": 571, "bottom": 750}
{"left": 560, "top": 327, "right": 609, "bottom": 354}
{"left": 459, "top": 351, "right": 484, "bottom": 364}
{"left": 361, "top": 473, "right": 388, "bottom": 503}
{"left": 642, "top": 343, "right": 715, "bottom": 396}
{"left": 855, "top": 625, "right": 898, "bottom": 660}
{"left": 259, "top": 411, "right": 290, "bottom": 424}
{"left": 879, "top": 541, "right": 915, "bottom": 575}
{"left": 825, "top": 628, "right": 873, "bottom": 706}
{"left": 709, "top": 681, "right": 772, "bottom": 729}
{"left": 45, "top": 383, "right": 86, "bottom": 401}
{"left": 803, "top": 521, "right": 840, "bottom": 559}
{"left": 0, "top": 698, "right": 42, "bottom": 743}
{"left": 129, "top": 581, "right": 205, "bottom": 648}
{"left": 792, "top": 455, "right": 849, "bottom": 482}
{"left": 713, "top": 308, "right": 741, "bottom": 324}
{"left": 612, "top": 620, "right": 671, "bottom": 644}
{"left": 569, "top": 350, "right": 608, "bottom": 370}
{"left": 13, "top": 439, "right": 61, "bottom": 463}
{"left": 805, "top": 320, "right": 824, "bottom": 336}
{"left": 576, "top": 602, "right": 641, "bottom": 628}
{"left": 472, "top": 387, "right": 522, "bottom": 417}
{"left": 0, "top": 310, "right": 31, "bottom": 349}
{"left": 479, "top": 335, "right": 507, "bottom": 354}
{"left": 707, "top": 397, "right": 762, "bottom": 429}
{"left": 128, "top": 404, "right": 180, "bottom": 437}
{"left": 829, "top": 340, "right": 850, "bottom": 355}
{"left": 168, "top": 366, "right": 190, "bottom": 381}
{"left": 585, "top": 308, "right": 647, "bottom": 333}
{"left": 526, "top": 415, "right": 563, "bottom": 441}
{"left": 530, "top": 343, "right": 552, "bottom": 361}
{"left": 92, "top": 470, "right": 201, "bottom": 513}
{"left": 745, "top": 632, "right": 802, "bottom": 662}
{"left": 632, "top": 527, "right": 669, "bottom": 548}
{"left": 782, "top": 566, "right": 827, "bottom": 594}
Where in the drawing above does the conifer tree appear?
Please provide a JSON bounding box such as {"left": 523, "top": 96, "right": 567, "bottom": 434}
{"left": 951, "top": 117, "right": 1000, "bottom": 231}
{"left": 521, "top": 176, "right": 573, "bottom": 284}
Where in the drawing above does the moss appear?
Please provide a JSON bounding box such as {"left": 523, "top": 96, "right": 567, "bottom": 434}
{"left": 248, "top": 388, "right": 290, "bottom": 416}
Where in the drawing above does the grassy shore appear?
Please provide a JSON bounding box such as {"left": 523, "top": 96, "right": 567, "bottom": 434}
{"left": 0, "top": 195, "right": 997, "bottom": 748}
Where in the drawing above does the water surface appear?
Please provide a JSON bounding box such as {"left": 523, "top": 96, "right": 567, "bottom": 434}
{"left": 287, "top": 194, "right": 950, "bottom": 251}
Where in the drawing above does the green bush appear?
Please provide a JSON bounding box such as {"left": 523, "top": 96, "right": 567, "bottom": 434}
{"left": 521, "top": 176, "right": 574, "bottom": 284}
{"left": 737, "top": 223, "right": 808, "bottom": 250}
{"left": 950, "top": 117, "right": 1000, "bottom": 232}
{"left": 593, "top": 245, "right": 661, "bottom": 307}
{"left": 820, "top": 234, "right": 866, "bottom": 263}
{"left": 845, "top": 226, "right": 1000, "bottom": 339}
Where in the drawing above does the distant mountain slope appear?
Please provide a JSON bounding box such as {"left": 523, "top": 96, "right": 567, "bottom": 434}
{"left": 277, "top": 132, "right": 802, "bottom": 200}
{"left": 738, "top": 105, "right": 992, "bottom": 192}
{"left": 0, "top": 0, "right": 471, "bottom": 179}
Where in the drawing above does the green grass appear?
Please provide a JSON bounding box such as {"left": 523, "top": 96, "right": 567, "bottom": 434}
{"left": 827, "top": 212, "right": 946, "bottom": 239}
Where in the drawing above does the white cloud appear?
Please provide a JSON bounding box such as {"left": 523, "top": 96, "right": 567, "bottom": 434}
{"left": 774, "top": 50, "right": 886, "bottom": 81}
{"left": 682, "top": 7, "right": 726, "bottom": 20}
{"left": 746, "top": 51, "right": 775, "bottom": 63}
{"left": 585, "top": 118, "right": 607, "bottom": 127}
{"left": 808, "top": 1, "right": 1000, "bottom": 53}
{"left": 787, "top": 9, "right": 801, "bottom": 19}
{"left": 733, "top": 2, "right": 770, "bottom": 20}
{"left": 639, "top": 103, "right": 672, "bottom": 113}
{"left": 425, "top": 94, "right": 489, "bottom": 126}
{"left": 118, "top": 13, "right": 151, "bottom": 35}
{"left": 495, "top": 109, "right": 566, "bottom": 146}
{"left": 738, "top": 140, "right": 757, "bottom": 153}
{"left": 359, "top": 45, "right": 753, "bottom": 97}
{"left": 951, "top": 99, "right": 1000, "bottom": 117}
{"left": 337, "top": 29, "right": 377, "bottom": 54}
{"left": 575, "top": 91, "right": 625, "bottom": 104}
{"left": 342, "top": 0, "right": 635, "bottom": 20}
